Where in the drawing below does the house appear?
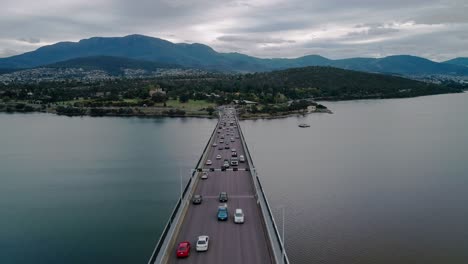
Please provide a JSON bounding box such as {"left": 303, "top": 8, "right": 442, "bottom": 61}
{"left": 233, "top": 100, "right": 258, "bottom": 105}
{"left": 149, "top": 88, "right": 166, "bottom": 97}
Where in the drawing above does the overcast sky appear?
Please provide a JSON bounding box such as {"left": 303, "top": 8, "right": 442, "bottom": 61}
{"left": 1, "top": 0, "right": 467, "bottom": 61}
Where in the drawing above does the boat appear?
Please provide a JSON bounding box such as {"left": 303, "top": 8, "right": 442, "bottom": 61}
{"left": 298, "top": 124, "right": 310, "bottom": 128}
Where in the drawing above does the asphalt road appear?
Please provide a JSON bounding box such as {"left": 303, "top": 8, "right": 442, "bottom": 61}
{"left": 167, "top": 109, "right": 274, "bottom": 264}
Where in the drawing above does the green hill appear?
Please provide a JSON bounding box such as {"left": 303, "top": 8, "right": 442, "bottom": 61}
{"left": 234, "top": 66, "right": 462, "bottom": 100}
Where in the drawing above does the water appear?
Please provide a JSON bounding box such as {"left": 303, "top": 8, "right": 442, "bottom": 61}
{"left": 1, "top": 93, "right": 467, "bottom": 264}
{"left": 242, "top": 92, "right": 468, "bottom": 264}
{"left": 0, "top": 114, "right": 216, "bottom": 264}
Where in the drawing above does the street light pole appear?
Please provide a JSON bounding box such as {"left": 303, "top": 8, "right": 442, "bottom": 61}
{"left": 179, "top": 168, "right": 183, "bottom": 202}
{"left": 282, "top": 207, "right": 285, "bottom": 264}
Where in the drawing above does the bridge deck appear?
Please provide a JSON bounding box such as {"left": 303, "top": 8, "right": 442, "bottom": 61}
{"left": 167, "top": 109, "right": 274, "bottom": 263}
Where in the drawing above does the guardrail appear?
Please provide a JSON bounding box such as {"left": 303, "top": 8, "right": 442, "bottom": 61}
{"left": 148, "top": 117, "right": 219, "bottom": 264}
{"left": 236, "top": 113, "right": 290, "bottom": 264}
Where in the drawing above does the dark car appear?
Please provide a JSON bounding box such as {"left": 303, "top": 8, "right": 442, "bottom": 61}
{"left": 219, "top": 192, "right": 228, "bottom": 202}
{"left": 192, "top": 194, "right": 203, "bottom": 204}
{"left": 224, "top": 145, "right": 230, "bottom": 149}
{"left": 176, "top": 241, "right": 191, "bottom": 258}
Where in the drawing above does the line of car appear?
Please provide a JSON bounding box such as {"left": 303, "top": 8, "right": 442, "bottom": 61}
{"left": 176, "top": 109, "right": 246, "bottom": 259}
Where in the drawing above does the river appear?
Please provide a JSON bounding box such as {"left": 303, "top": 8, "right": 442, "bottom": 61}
{"left": 1, "top": 92, "right": 467, "bottom": 263}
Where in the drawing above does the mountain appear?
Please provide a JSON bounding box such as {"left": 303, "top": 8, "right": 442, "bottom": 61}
{"left": 1, "top": 34, "right": 468, "bottom": 76}
{"left": 0, "top": 34, "right": 259, "bottom": 71}
{"left": 443, "top": 57, "right": 468, "bottom": 67}
{"left": 331, "top": 55, "right": 468, "bottom": 76}
{"left": 46, "top": 56, "right": 182, "bottom": 75}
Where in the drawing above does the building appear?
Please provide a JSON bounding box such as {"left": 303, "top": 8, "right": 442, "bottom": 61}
{"left": 149, "top": 88, "right": 166, "bottom": 97}
{"left": 233, "top": 100, "right": 258, "bottom": 105}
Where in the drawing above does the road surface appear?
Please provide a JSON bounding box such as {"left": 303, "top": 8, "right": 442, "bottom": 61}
{"left": 168, "top": 108, "right": 274, "bottom": 264}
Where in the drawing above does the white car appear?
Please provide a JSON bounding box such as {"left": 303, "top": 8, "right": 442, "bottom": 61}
{"left": 206, "top": 160, "right": 212, "bottom": 165}
{"left": 239, "top": 155, "right": 245, "bottom": 163}
{"left": 234, "top": 209, "right": 244, "bottom": 224}
{"left": 196, "top": 235, "right": 209, "bottom": 252}
{"left": 212, "top": 143, "right": 217, "bottom": 147}
{"left": 216, "top": 154, "right": 222, "bottom": 160}
{"left": 231, "top": 148, "right": 236, "bottom": 152}
{"left": 201, "top": 172, "right": 208, "bottom": 179}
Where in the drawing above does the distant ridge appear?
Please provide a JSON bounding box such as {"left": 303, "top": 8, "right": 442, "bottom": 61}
{"left": 1, "top": 34, "right": 468, "bottom": 76}
{"left": 444, "top": 57, "right": 468, "bottom": 67}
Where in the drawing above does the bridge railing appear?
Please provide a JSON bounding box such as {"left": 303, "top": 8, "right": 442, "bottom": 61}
{"left": 236, "top": 114, "right": 290, "bottom": 264}
{"left": 147, "top": 117, "right": 219, "bottom": 264}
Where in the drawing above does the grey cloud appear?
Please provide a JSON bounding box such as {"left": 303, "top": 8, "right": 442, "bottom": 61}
{"left": 0, "top": 0, "right": 467, "bottom": 61}
{"left": 0, "top": 48, "right": 19, "bottom": 58}
{"left": 347, "top": 27, "right": 399, "bottom": 37}
{"left": 18, "top": 37, "right": 41, "bottom": 44}
{"left": 217, "top": 35, "right": 296, "bottom": 44}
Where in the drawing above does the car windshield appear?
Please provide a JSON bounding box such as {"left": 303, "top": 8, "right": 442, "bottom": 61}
{"left": 179, "top": 246, "right": 186, "bottom": 251}
{"left": 235, "top": 213, "right": 243, "bottom": 217}
{"left": 198, "top": 240, "right": 206, "bottom": 244}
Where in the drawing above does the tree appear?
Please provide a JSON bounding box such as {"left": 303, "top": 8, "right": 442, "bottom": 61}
{"left": 206, "top": 106, "right": 215, "bottom": 115}
{"left": 152, "top": 93, "right": 167, "bottom": 103}
{"left": 250, "top": 105, "right": 258, "bottom": 113}
{"left": 179, "top": 94, "right": 190, "bottom": 103}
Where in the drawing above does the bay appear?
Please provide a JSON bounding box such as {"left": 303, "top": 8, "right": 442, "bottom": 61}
{"left": 1, "top": 92, "right": 467, "bottom": 263}
{"left": 0, "top": 114, "right": 216, "bottom": 264}
{"left": 242, "top": 92, "right": 468, "bottom": 264}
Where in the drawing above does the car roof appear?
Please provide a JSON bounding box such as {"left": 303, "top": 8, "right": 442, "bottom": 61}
{"left": 235, "top": 208, "right": 243, "bottom": 213}
{"left": 198, "top": 235, "right": 209, "bottom": 240}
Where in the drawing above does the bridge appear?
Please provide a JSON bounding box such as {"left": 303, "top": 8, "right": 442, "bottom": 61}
{"left": 148, "top": 107, "right": 289, "bottom": 264}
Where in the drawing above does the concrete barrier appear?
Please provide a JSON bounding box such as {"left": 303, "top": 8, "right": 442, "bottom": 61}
{"left": 148, "top": 118, "right": 219, "bottom": 264}
{"left": 236, "top": 114, "right": 290, "bottom": 264}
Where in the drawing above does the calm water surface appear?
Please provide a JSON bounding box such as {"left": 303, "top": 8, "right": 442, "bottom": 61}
{"left": 1, "top": 92, "right": 467, "bottom": 264}
{"left": 0, "top": 115, "right": 216, "bottom": 264}
{"left": 242, "top": 92, "right": 468, "bottom": 264}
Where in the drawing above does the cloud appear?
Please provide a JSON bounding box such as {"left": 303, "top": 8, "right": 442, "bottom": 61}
{"left": 0, "top": 48, "right": 20, "bottom": 58}
{"left": 0, "top": 0, "right": 466, "bottom": 61}
{"left": 217, "top": 35, "right": 296, "bottom": 44}
{"left": 18, "top": 37, "right": 41, "bottom": 44}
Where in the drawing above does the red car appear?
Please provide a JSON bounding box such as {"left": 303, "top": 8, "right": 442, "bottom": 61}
{"left": 176, "top": 241, "right": 191, "bottom": 258}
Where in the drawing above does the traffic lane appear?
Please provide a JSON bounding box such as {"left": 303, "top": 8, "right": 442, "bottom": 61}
{"left": 196, "top": 171, "right": 256, "bottom": 197}
{"left": 169, "top": 197, "right": 273, "bottom": 264}
{"left": 205, "top": 141, "right": 246, "bottom": 169}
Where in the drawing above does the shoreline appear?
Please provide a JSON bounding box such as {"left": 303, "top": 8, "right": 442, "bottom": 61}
{"left": 0, "top": 106, "right": 332, "bottom": 120}
{"left": 2, "top": 90, "right": 463, "bottom": 119}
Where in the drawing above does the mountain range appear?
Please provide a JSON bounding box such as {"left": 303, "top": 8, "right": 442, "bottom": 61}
{"left": 1, "top": 34, "right": 467, "bottom": 76}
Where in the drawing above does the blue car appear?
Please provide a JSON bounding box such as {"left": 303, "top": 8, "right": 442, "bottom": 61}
{"left": 217, "top": 205, "right": 228, "bottom": 221}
